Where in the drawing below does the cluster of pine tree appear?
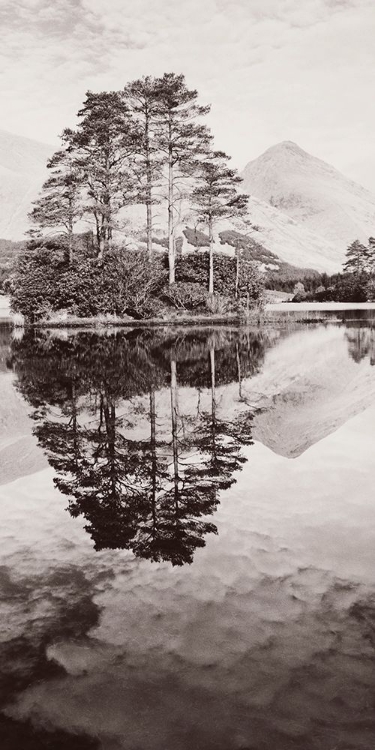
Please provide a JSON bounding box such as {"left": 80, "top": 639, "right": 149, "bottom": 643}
{"left": 290, "top": 236, "right": 375, "bottom": 303}
{"left": 343, "top": 237, "right": 375, "bottom": 275}
{"left": 28, "top": 73, "right": 249, "bottom": 296}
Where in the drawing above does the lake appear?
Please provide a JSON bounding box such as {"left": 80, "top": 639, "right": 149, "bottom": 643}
{"left": 0, "top": 318, "right": 375, "bottom": 749}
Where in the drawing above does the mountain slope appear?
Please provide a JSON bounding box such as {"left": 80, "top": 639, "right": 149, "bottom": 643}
{"left": 242, "top": 141, "right": 375, "bottom": 265}
{"left": 1, "top": 129, "right": 372, "bottom": 273}
{"left": 0, "top": 129, "right": 52, "bottom": 239}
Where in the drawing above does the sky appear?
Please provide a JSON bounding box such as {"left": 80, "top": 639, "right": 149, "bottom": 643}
{"left": 1, "top": 0, "right": 375, "bottom": 188}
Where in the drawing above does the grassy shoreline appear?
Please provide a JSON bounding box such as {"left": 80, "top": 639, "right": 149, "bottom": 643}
{"left": 2, "top": 303, "right": 375, "bottom": 330}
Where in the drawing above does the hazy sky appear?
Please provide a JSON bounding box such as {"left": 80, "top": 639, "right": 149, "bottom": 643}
{"left": 1, "top": 0, "right": 375, "bottom": 188}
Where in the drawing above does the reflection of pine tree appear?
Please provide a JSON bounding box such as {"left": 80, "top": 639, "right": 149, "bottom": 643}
{"left": 62, "top": 395, "right": 146, "bottom": 551}
{"left": 11, "top": 328, "right": 257, "bottom": 565}
{"left": 345, "top": 326, "right": 375, "bottom": 365}
{"left": 187, "top": 346, "right": 253, "bottom": 492}
{"left": 130, "top": 358, "right": 221, "bottom": 565}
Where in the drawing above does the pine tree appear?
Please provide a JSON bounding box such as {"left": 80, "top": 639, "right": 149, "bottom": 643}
{"left": 123, "top": 76, "right": 164, "bottom": 257}
{"left": 367, "top": 236, "right": 375, "bottom": 275}
{"left": 191, "top": 150, "right": 248, "bottom": 294}
{"left": 155, "top": 73, "right": 211, "bottom": 284}
{"left": 28, "top": 147, "right": 83, "bottom": 264}
{"left": 63, "top": 91, "right": 139, "bottom": 258}
{"left": 343, "top": 239, "right": 369, "bottom": 274}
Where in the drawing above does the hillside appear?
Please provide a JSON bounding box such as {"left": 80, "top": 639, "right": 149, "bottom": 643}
{"left": 1, "top": 129, "right": 373, "bottom": 274}
{"left": 242, "top": 141, "right": 375, "bottom": 266}
{"left": 0, "top": 129, "right": 52, "bottom": 239}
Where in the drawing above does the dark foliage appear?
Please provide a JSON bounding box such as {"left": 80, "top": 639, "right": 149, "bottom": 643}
{"left": 161, "top": 281, "right": 209, "bottom": 310}
{"left": 9, "top": 238, "right": 263, "bottom": 322}
{"left": 0, "top": 239, "right": 27, "bottom": 291}
{"left": 175, "top": 251, "right": 264, "bottom": 304}
{"left": 9, "top": 240, "right": 168, "bottom": 321}
{"left": 312, "top": 273, "right": 370, "bottom": 303}
{"left": 183, "top": 227, "right": 210, "bottom": 248}
{"left": 265, "top": 266, "right": 323, "bottom": 293}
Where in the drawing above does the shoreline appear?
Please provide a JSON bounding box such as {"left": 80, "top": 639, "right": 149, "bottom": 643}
{"left": 1, "top": 302, "right": 375, "bottom": 330}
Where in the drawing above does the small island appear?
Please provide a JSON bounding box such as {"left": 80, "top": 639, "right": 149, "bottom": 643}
{"left": 3, "top": 74, "right": 375, "bottom": 327}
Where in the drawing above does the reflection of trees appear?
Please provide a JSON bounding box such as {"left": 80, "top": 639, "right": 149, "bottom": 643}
{"left": 345, "top": 326, "right": 375, "bottom": 365}
{"left": 189, "top": 346, "right": 254, "bottom": 492}
{"left": 11, "top": 328, "right": 264, "bottom": 565}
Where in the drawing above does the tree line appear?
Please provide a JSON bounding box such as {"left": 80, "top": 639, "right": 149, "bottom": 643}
{"left": 288, "top": 236, "right": 375, "bottom": 303}
{"left": 28, "top": 73, "right": 249, "bottom": 295}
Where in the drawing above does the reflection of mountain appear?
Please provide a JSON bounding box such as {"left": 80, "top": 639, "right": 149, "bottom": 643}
{"left": 3, "top": 325, "right": 375, "bottom": 747}
{"left": 247, "top": 326, "right": 375, "bottom": 458}
{"left": 0, "top": 328, "right": 47, "bottom": 484}
{"left": 1, "top": 405, "right": 375, "bottom": 750}
{"left": 10, "top": 322, "right": 375, "bottom": 498}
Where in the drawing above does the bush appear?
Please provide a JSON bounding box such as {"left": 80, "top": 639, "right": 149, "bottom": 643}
{"left": 175, "top": 251, "right": 264, "bottom": 306}
{"left": 9, "top": 240, "right": 264, "bottom": 323}
{"left": 162, "top": 282, "right": 208, "bottom": 311}
{"left": 10, "top": 241, "right": 168, "bottom": 322}
{"left": 205, "top": 294, "right": 233, "bottom": 314}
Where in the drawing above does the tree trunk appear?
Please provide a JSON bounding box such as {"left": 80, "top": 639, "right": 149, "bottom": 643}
{"left": 98, "top": 234, "right": 105, "bottom": 260}
{"left": 236, "top": 342, "right": 242, "bottom": 400}
{"left": 68, "top": 229, "right": 73, "bottom": 265}
{"left": 168, "top": 120, "right": 175, "bottom": 285}
{"left": 170, "top": 359, "right": 179, "bottom": 505}
{"left": 103, "top": 398, "right": 117, "bottom": 498}
{"left": 210, "top": 345, "right": 217, "bottom": 461}
{"left": 70, "top": 381, "right": 79, "bottom": 468}
{"left": 208, "top": 217, "right": 214, "bottom": 295}
{"left": 145, "top": 112, "right": 153, "bottom": 258}
{"left": 68, "top": 196, "right": 74, "bottom": 265}
{"left": 150, "top": 386, "right": 157, "bottom": 529}
{"left": 235, "top": 242, "right": 240, "bottom": 299}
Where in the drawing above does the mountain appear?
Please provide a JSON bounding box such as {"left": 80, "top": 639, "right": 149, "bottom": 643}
{"left": 0, "top": 129, "right": 52, "bottom": 239}
{"left": 242, "top": 141, "right": 375, "bottom": 267}
{"left": 1, "top": 129, "right": 374, "bottom": 274}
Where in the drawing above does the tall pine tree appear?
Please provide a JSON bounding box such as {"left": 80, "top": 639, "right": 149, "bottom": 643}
{"left": 63, "top": 91, "right": 139, "bottom": 258}
{"left": 155, "top": 73, "right": 211, "bottom": 283}
{"left": 28, "top": 147, "right": 83, "bottom": 264}
{"left": 123, "top": 76, "right": 164, "bottom": 257}
{"left": 191, "top": 150, "right": 248, "bottom": 294}
{"left": 343, "top": 239, "right": 369, "bottom": 275}
{"left": 367, "top": 236, "right": 375, "bottom": 275}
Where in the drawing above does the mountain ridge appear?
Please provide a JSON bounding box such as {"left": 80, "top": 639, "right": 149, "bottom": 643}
{"left": 1, "top": 129, "right": 374, "bottom": 273}
{"left": 241, "top": 141, "right": 375, "bottom": 261}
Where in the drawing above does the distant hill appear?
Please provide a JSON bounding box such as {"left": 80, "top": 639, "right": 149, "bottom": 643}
{"left": 178, "top": 225, "right": 321, "bottom": 283}
{"left": 0, "top": 238, "right": 26, "bottom": 289}
{"left": 2, "top": 129, "right": 374, "bottom": 274}
{"left": 0, "top": 129, "right": 52, "bottom": 239}
{"left": 242, "top": 141, "right": 375, "bottom": 267}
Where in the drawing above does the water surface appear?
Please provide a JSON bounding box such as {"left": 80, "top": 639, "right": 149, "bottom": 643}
{"left": 0, "top": 320, "right": 375, "bottom": 749}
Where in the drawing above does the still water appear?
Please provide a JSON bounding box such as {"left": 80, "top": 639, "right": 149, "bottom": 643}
{"left": 0, "top": 319, "right": 375, "bottom": 749}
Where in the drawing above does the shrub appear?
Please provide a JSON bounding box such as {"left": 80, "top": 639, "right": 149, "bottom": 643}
{"left": 333, "top": 273, "right": 369, "bottom": 302}
{"left": 10, "top": 241, "right": 168, "bottom": 322}
{"left": 205, "top": 294, "right": 233, "bottom": 315}
{"left": 175, "top": 251, "right": 264, "bottom": 305}
{"left": 162, "top": 282, "right": 208, "bottom": 311}
{"left": 10, "top": 239, "right": 264, "bottom": 323}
